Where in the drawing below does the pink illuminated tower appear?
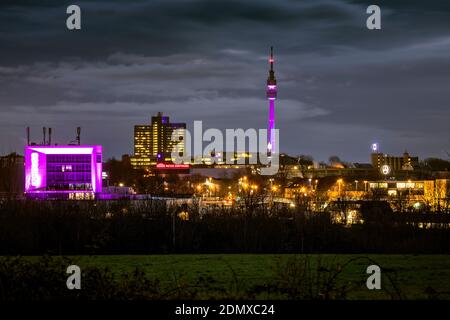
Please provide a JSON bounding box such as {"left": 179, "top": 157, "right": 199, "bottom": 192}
{"left": 266, "top": 46, "right": 277, "bottom": 154}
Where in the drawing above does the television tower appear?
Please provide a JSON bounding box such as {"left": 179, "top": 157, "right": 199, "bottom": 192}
{"left": 266, "top": 46, "right": 277, "bottom": 154}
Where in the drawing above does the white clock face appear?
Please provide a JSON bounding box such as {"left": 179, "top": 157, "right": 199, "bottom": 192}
{"left": 381, "top": 165, "right": 391, "bottom": 175}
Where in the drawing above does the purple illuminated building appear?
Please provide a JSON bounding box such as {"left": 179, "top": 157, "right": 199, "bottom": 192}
{"left": 24, "top": 145, "right": 102, "bottom": 200}
{"left": 266, "top": 46, "right": 277, "bottom": 154}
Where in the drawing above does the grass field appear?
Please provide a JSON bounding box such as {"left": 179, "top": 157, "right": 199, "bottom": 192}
{"left": 49, "top": 254, "right": 450, "bottom": 300}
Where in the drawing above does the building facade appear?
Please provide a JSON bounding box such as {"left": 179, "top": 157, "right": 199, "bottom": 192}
{"left": 324, "top": 178, "right": 449, "bottom": 212}
{"left": 24, "top": 145, "right": 102, "bottom": 200}
{"left": 132, "top": 125, "right": 152, "bottom": 168}
{"left": 131, "top": 112, "right": 186, "bottom": 169}
{"left": 0, "top": 152, "right": 24, "bottom": 196}
{"left": 367, "top": 179, "right": 449, "bottom": 211}
{"left": 371, "top": 151, "right": 419, "bottom": 171}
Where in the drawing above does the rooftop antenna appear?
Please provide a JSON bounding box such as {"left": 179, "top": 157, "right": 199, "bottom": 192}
{"left": 48, "top": 127, "right": 52, "bottom": 146}
{"left": 26, "top": 127, "right": 30, "bottom": 146}
{"left": 77, "top": 127, "right": 81, "bottom": 145}
{"left": 43, "top": 127, "right": 46, "bottom": 146}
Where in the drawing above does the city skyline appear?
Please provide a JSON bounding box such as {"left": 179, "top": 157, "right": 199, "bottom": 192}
{"left": 2, "top": 1, "right": 450, "bottom": 307}
{"left": 1, "top": 1, "right": 450, "bottom": 162}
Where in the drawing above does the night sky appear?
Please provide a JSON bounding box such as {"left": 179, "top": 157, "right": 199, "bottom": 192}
{"left": 1, "top": 0, "right": 450, "bottom": 162}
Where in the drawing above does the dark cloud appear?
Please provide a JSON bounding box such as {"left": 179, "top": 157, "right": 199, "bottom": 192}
{"left": 0, "top": 0, "right": 450, "bottom": 161}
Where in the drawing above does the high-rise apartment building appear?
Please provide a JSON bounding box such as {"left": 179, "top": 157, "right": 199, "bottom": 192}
{"left": 131, "top": 112, "right": 186, "bottom": 169}
{"left": 371, "top": 151, "right": 419, "bottom": 171}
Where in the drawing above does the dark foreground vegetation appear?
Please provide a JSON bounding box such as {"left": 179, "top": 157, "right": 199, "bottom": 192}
{"left": 0, "top": 200, "right": 449, "bottom": 255}
{"left": 1, "top": 254, "right": 450, "bottom": 300}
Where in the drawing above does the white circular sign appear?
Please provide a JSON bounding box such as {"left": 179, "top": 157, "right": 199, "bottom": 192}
{"left": 371, "top": 143, "right": 378, "bottom": 152}
{"left": 381, "top": 164, "right": 391, "bottom": 175}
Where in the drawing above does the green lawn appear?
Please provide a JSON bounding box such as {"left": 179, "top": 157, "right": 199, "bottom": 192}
{"left": 56, "top": 254, "right": 450, "bottom": 300}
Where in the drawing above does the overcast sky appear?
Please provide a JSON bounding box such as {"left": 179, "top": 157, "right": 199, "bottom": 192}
{"left": 1, "top": 0, "right": 450, "bottom": 162}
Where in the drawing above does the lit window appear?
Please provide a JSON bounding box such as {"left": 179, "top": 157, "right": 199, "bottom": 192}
{"left": 388, "top": 190, "right": 397, "bottom": 196}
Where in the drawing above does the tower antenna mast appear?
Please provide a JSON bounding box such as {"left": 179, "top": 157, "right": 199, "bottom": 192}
{"left": 266, "top": 46, "right": 277, "bottom": 154}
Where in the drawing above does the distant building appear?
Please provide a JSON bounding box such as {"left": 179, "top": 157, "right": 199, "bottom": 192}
{"left": 133, "top": 125, "right": 152, "bottom": 168}
{"left": 131, "top": 112, "right": 186, "bottom": 169}
{"left": 0, "top": 152, "right": 24, "bottom": 195}
{"left": 190, "top": 167, "right": 247, "bottom": 179}
{"left": 24, "top": 145, "right": 102, "bottom": 200}
{"left": 303, "top": 166, "right": 377, "bottom": 179}
{"left": 323, "top": 177, "right": 449, "bottom": 212}
{"left": 367, "top": 179, "right": 449, "bottom": 211}
{"left": 371, "top": 151, "right": 419, "bottom": 171}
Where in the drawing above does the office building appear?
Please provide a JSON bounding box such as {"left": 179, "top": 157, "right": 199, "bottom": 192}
{"left": 131, "top": 112, "right": 186, "bottom": 169}
{"left": 132, "top": 125, "right": 152, "bottom": 168}
{"left": 24, "top": 145, "right": 103, "bottom": 200}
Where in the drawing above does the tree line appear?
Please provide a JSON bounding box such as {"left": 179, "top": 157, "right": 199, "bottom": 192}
{"left": 0, "top": 199, "right": 449, "bottom": 255}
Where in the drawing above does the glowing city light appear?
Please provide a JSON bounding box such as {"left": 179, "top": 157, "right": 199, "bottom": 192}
{"left": 371, "top": 143, "right": 378, "bottom": 152}
{"left": 156, "top": 163, "right": 189, "bottom": 169}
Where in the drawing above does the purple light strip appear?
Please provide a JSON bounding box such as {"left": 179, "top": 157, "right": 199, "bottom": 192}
{"left": 268, "top": 99, "right": 275, "bottom": 152}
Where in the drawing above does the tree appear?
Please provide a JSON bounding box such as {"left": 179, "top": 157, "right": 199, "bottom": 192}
{"left": 328, "top": 156, "right": 342, "bottom": 165}
{"left": 421, "top": 158, "right": 450, "bottom": 171}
